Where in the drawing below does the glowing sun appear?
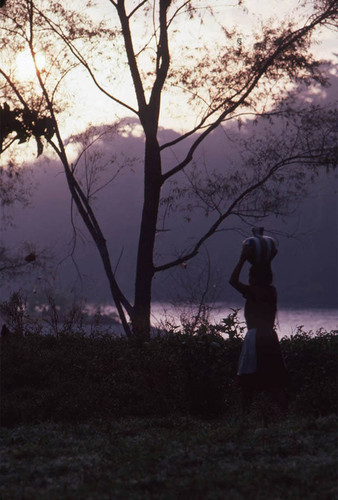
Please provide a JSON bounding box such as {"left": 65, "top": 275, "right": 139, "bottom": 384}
{"left": 15, "top": 50, "right": 46, "bottom": 80}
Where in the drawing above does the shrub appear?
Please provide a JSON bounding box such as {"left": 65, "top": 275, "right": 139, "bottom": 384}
{"left": 1, "top": 322, "right": 336, "bottom": 426}
{"left": 280, "top": 328, "right": 337, "bottom": 416}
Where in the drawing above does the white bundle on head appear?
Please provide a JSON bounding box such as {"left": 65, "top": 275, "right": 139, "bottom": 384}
{"left": 243, "top": 227, "right": 277, "bottom": 265}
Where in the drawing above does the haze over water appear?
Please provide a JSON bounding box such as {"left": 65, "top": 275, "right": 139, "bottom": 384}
{"left": 87, "top": 302, "right": 337, "bottom": 337}
{"left": 150, "top": 303, "right": 337, "bottom": 337}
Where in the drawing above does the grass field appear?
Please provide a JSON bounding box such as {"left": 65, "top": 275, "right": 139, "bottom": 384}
{"left": 1, "top": 413, "right": 337, "bottom": 499}
{"left": 1, "top": 327, "right": 337, "bottom": 498}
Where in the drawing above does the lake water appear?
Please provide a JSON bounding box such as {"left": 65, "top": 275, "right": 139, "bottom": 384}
{"left": 23, "top": 302, "right": 336, "bottom": 337}
{"left": 149, "top": 302, "right": 337, "bottom": 337}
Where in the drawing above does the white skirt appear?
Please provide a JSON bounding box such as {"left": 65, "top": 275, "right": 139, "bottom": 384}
{"left": 237, "top": 328, "right": 257, "bottom": 375}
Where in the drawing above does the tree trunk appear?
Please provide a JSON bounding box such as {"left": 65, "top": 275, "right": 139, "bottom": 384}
{"left": 132, "top": 132, "right": 162, "bottom": 340}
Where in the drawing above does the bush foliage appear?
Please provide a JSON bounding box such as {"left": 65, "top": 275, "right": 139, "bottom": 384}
{"left": 1, "top": 319, "right": 337, "bottom": 426}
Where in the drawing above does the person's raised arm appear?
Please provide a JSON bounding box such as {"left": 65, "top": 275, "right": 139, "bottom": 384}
{"left": 229, "top": 246, "right": 250, "bottom": 295}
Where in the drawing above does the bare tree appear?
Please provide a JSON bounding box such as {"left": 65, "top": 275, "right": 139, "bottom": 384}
{"left": 0, "top": 0, "right": 336, "bottom": 339}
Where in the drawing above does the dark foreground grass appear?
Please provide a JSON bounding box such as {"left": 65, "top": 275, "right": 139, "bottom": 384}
{"left": 1, "top": 414, "right": 337, "bottom": 499}
{"left": 1, "top": 328, "right": 336, "bottom": 497}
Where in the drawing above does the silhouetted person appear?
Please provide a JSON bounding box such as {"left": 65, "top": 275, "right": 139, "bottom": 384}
{"left": 229, "top": 245, "right": 287, "bottom": 415}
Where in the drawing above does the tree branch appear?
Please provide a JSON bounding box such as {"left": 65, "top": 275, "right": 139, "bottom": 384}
{"left": 127, "top": 0, "right": 148, "bottom": 19}
{"left": 160, "top": 2, "right": 336, "bottom": 183}
{"left": 148, "top": 0, "right": 171, "bottom": 120}
{"left": 32, "top": 4, "right": 139, "bottom": 116}
{"left": 28, "top": 30, "right": 134, "bottom": 326}
{"left": 0, "top": 68, "right": 30, "bottom": 109}
{"left": 154, "top": 153, "right": 327, "bottom": 272}
{"left": 116, "top": 0, "right": 147, "bottom": 112}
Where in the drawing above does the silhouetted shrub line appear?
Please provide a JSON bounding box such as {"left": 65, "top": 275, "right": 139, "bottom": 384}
{"left": 1, "top": 328, "right": 337, "bottom": 426}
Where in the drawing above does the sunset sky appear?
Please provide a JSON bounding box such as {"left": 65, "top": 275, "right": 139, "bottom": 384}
{"left": 0, "top": 0, "right": 337, "bottom": 315}
{"left": 4, "top": 0, "right": 336, "bottom": 138}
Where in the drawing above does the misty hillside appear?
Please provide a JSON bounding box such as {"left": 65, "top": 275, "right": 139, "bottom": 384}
{"left": 1, "top": 74, "right": 337, "bottom": 309}
{"left": 2, "top": 125, "right": 336, "bottom": 309}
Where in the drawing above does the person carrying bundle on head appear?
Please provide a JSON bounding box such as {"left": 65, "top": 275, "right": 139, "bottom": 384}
{"left": 229, "top": 227, "right": 287, "bottom": 414}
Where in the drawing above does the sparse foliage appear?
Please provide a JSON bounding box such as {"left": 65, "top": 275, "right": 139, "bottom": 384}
{"left": 0, "top": 0, "right": 337, "bottom": 338}
{"left": 0, "top": 102, "right": 55, "bottom": 156}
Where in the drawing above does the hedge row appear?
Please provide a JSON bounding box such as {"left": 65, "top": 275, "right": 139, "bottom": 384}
{"left": 1, "top": 329, "right": 337, "bottom": 426}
